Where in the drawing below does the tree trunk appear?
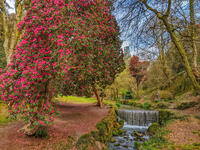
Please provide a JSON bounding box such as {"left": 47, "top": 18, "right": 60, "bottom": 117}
{"left": 1, "top": 0, "right": 10, "bottom": 64}
{"left": 1, "top": 0, "right": 24, "bottom": 65}
{"left": 93, "top": 86, "right": 103, "bottom": 108}
{"left": 189, "top": 0, "right": 200, "bottom": 79}
{"left": 162, "top": 18, "right": 200, "bottom": 94}
{"left": 141, "top": 0, "right": 200, "bottom": 94}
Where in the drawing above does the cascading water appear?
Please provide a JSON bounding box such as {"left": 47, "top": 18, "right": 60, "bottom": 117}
{"left": 108, "top": 109, "right": 159, "bottom": 150}
{"left": 117, "top": 110, "right": 159, "bottom": 126}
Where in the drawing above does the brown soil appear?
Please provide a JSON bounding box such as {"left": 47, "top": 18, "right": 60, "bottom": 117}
{"left": 166, "top": 117, "right": 200, "bottom": 145}
{"left": 0, "top": 103, "right": 109, "bottom": 150}
{"left": 166, "top": 94, "right": 200, "bottom": 146}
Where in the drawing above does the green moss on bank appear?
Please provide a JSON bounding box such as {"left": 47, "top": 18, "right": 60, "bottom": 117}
{"left": 76, "top": 108, "right": 123, "bottom": 150}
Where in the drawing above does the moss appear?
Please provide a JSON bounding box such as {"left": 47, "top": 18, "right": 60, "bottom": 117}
{"left": 159, "top": 110, "right": 174, "bottom": 125}
{"left": 134, "top": 142, "right": 141, "bottom": 150}
{"left": 147, "top": 123, "right": 160, "bottom": 136}
{"left": 110, "top": 138, "right": 116, "bottom": 143}
{"left": 76, "top": 108, "right": 122, "bottom": 150}
{"left": 176, "top": 101, "right": 198, "bottom": 110}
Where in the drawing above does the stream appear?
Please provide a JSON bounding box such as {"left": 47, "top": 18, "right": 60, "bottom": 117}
{"left": 108, "top": 109, "right": 159, "bottom": 150}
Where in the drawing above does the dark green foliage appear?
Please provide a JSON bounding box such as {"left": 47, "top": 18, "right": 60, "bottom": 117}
{"left": 176, "top": 102, "right": 198, "bottom": 110}
{"left": 143, "top": 102, "right": 152, "bottom": 110}
{"left": 168, "top": 74, "right": 193, "bottom": 96}
{"left": 159, "top": 110, "right": 174, "bottom": 125}
{"left": 156, "top": 103, "right": 168, "bottom": 109}
{"left": 134, "top": 141, "right": 141, "bottom": 150}
{"left": 137, "top": 103, "right": 143, "bottom": 108}
{"left": 121, "top": 100, "right": 136, "bottom": 106}
{"left": 34, "top": 128, "right": 48, "bottom": 138}
{"left": 116, "top": 102, "right": 121, "bottom": 108}
{"left": 125, "top": 91, "right": 133, "bottom": 100}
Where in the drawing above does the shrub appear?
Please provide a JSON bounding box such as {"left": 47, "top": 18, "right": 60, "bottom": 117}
{"left": 143, "top": 102, "right": 152, "bottom": 110}
{"left": 115, "top": 102, "right": 121, "bottom": 108}
{"left": 137, "top": 103, "right": 143, "bottom": 108}
{"left": 159, "top": 110, "right": 174, "bottom": 125}
{"left": 34, "top": 128, "right": 48, "bottom": 138}
{"left": 156, "top": 103, "right": 168, "bottom": 109}
{"left": 176, "top": 102, "right": 198, "bottom": 110}
{"left": 128, "top": 101, "right": 137, "bottom": 106}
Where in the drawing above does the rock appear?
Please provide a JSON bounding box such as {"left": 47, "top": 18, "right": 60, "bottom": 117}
{"left": 119, "top": 129, "right": 126, "bottom": 135}
{"left": 123, "top": 145, "right": 128, "bottom": 148}
{"left": 132, "top": 131, "right": 143, "bottom": 137}
{"left": 95, "top": 141, "right": 106, "bottom": 150}
{"left": 18, "top": 123, "right": 39, "bottom": 136}
{"left": 114, "top": 143, "right": 120, "bottom": 147}
{"left": 119, "top": 140, "right": 124, "bottom": 143}
{"left": 110, "top": 138, "right": 116, "bottom": 143}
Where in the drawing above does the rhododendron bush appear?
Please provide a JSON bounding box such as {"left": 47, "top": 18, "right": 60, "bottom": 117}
{"left": 60, "top": 0, "right": 125, "bottom": 107}
{"left": 0, "top": 0, "right": 124, "bottom": 126}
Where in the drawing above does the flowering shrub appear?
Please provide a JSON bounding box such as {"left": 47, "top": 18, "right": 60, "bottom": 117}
{"left": 0, "top": 0, "right": 124, "bottom": 126}
{"left": 60, "top": 0, "right": 125, "bottom": 98}
{"left": 129, "top": 56, "right": 149, "bottom": 85}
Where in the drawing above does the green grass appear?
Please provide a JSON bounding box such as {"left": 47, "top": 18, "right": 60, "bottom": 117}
{"left": 55, "top": 95, "right": 116, "bottom": 106}
{"left": 0, "top": 103, "right": 10, "bottom": 125}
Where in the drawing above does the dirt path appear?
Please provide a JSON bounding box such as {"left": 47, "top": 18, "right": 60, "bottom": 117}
{"left": 0, "top": 103, "right": 109, "bottom": 150}
{"left": 166, "top": 117, "right": 200, "bottom": 145}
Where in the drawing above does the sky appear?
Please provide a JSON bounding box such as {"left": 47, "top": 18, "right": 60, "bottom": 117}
{"left": 6, "top": 0, "right": 15, "bottom": 14}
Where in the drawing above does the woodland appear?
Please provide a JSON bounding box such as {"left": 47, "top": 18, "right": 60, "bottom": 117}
{"left": 0, "top": 0, "right": 200, "bottom": 150}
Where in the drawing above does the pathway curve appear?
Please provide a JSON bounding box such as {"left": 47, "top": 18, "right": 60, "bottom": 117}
{"left": 0, "top": 102, "right": 109, "bottom": 150}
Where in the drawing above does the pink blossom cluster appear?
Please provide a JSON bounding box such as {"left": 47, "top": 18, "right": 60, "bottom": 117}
{"left": 0, "top": 0, "right": 124, "bottom": 125}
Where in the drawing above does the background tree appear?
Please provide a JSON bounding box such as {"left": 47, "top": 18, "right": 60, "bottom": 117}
{"left": 129, "top": 55, "right": 149, "bottom": 97}
{"left": 114, "top": 0, "right": 200, "bottom": 94}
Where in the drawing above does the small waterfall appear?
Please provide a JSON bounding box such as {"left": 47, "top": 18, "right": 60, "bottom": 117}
{"left": 117, "top": 109, "right": 159, "bottom": 126}
{"left": 108, "top": 109, "right": 159, "bottom": 150}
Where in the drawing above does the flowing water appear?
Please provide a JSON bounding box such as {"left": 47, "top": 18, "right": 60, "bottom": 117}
{"left": 108, "top": 109, "right": 159, "bottom": 150}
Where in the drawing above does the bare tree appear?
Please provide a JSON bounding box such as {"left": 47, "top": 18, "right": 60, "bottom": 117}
{"left": 114, "top": 0, "right": 200, "bottom": 94}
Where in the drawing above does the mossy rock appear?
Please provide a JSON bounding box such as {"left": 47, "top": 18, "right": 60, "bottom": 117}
{"left": 114, "top": 143, "right": 120, "bottom": 147}
{"left": 147, "top": 123, "right": 160, "bottom": 136}
{"left": 76, "top": 108, "right": 122, "bottom": 149}
{"left": 119, "top": 120, "right": 124, "bottom": 127}
{"left": 159, "top": 110, "right": 174, "bottom": 125}
{"left": 176, "top": 101, "right": 198, "bottom": 110}
{"left": 110, "top": 138, "right": 116, "bottom": 143}
{"left": 118, "top": 129, "right": 126, "bottom": 135}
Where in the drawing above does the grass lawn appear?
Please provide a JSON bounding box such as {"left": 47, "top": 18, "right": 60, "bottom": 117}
{"left": 54, "top": 95, "right": 116, "bottom": 106}
{"left": 0, "top": 103, "right": 9, "bottom": 125}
